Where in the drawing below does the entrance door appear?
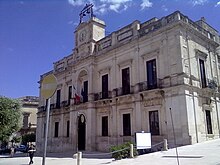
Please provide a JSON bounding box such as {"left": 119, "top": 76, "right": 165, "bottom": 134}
{"left": 78, "top": 114, "right": 86, "bottom": 150}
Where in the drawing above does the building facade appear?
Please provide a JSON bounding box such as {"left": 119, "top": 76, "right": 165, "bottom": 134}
{"left": 18, "top": 96, "right": 39, "bottom": 136}
{"left": 36, "top": 10, "right": 220, "bottom": 153}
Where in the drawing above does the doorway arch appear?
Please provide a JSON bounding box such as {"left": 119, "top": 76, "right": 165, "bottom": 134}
{"left": 78, "top": 114, "right": 86, "bottom": 150}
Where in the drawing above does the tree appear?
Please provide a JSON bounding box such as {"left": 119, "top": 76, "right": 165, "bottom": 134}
{"left": 22, "top": 133, "right": 36, "bottom": 145}
{"left": 0, "top": 96, "right": 22, "bottom": 142}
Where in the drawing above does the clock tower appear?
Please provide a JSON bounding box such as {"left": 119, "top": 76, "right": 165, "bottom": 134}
{"left": 74, "top": 4, "right": 105, "bottom": 59}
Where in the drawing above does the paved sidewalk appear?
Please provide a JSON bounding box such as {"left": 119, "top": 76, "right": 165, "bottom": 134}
{"left": 0, "top": 139, "right": 220, "bottom": 165}
{"left": 0, "top": 153, "right": 113, "bottom": 165}
{"left": 110, "top": 138, "right": 220, "bottom": 165}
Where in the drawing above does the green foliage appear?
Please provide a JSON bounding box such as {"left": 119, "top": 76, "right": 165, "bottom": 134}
{"left": 12, "top": 136, "right": 22, "bottom": 143}
{"left": 110, "top": 142, "right": 138, "bottom": 160}
{"left": 0, "top": 96, "right": 22, "bottom": 142}
{"left": 22, "top": 133, "right": 36, "bottom": 145}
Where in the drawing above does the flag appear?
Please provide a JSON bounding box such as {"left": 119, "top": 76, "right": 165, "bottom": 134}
{"left": 75, "top": 93, "right": 81, "bottom": 103}
{"left": 81, "top": 88, "right": 84, "bottom": 102}
{"left": 73, "top": 85, "right": 80, "bottom": 103}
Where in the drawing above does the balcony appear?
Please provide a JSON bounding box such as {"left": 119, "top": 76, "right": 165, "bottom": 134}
{"left": 207, "top": 79, "right": 218, "bottom": 90}
{"left": 38, "top": 102, "right": 63, "bottom": 112}
{"left": 49, "top": 103, "right": 54, "bottom": 109}
{"left": 138, "top": 81, "right": 159, "bottom": 92}
{"left": 94, "top": 91, "right": 112, "bottom": 101}
{"left": 61, "top": 100, "right": 69, "bottom": 107}
{"left": 38, "top": 106, "right": 45, "bottom": 112}
{"left": 94, "top": 86, "right": 134, "bottom": 101}
{"left": 113, "top": 86, "right": 134, "bottom": 97}
{"left": 138, "top": 81, "right": 148, "bottom": 91}
{"left": 73, "top": 95, "right": 89, "bottom": 105}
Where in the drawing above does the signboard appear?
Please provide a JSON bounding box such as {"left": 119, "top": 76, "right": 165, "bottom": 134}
{"left": 136, "top": 132, "right": 151, "bottom": 149}
{"left": 41, "top": 74, "right": 57, "bottom": 165}
{"left": 41, "top": 74, "right": 57, "bottom": 99}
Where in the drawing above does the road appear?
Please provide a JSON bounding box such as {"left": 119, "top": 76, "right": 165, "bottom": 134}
{"left": 0, "top": 138, "right": 220, "bottom": 165}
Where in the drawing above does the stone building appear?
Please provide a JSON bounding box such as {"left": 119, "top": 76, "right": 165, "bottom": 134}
{"left": 36, "top": 10, "right": 220, "bottom": 153}
{"left": 18, "top": 96, "right": 39, "bottom": 136}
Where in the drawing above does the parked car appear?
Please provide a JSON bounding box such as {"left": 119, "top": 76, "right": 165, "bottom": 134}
{"left": 16, "top": 145, "right": 27, "bottom": 153}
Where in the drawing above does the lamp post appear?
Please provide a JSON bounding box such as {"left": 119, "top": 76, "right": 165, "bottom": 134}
{"left": 76, "top": 112, "right": 79, "bottom": 153}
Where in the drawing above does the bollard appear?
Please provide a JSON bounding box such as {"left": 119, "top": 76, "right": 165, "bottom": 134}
{"left": 130, "top": 144, "right": 134, "bottom": 158}
{"left": 73, "top": 153, "right": 77, "bottom": 159}
{"left": 77, "top": 152, "right": 82, "bottom": 165}
{"left": 163, "top": 139, "right": 168, "bottom": 151}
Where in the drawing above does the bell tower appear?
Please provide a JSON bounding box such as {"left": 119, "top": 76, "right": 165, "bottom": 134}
{"left": 74, "top": 4, "right": 106, "bottom": 59}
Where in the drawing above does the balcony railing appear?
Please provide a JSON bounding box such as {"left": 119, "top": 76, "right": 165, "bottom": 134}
{"left": 50, "top": 103, "right": 55, "bottom": 109}
{"left": 94, "top": 91, "right": 112, "bottom": 101}
{"left": 207, "top": 79, "right": 218, "bottom": 90}
{"left": 62, "top": 100, "right": 69, "bottom": 107}
{"left": 38, "top": 81, "right": 163, "bottom": 107}
{"left": 38, "top": 101, "right": 70, "bottom": 112}
{"left": 38, "top": 106, "right": 45, "bottom": 112}
{"left": 113, "top": 86, "right": 134, "bottom": 97}
{"left": 138, "top": 81, "right": 159, "bottom": 92}
{"left": 73, "top": 95, "right": 89, "bottom": 105}
{"left": 93, "top": 82, "right": 162, "bottom": 101}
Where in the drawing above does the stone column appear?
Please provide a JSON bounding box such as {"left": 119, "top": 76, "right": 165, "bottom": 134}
{"left": 88, "top": 64, "right": 94, "bottom": 102}
{"left": 135, "top": 98, "right": 142, "bottom": 132}
{"left": 111, "top": 100, "right": 118, "bottom": 145}
{"left": 70, "top": 111, "right": 78, "bottom": 152}
{"left": 36, "top": 115, "right": 43, "bottom": 153}
{"left": 86, "top": 107, "right": 96, "bottom": 151}
{"left": 60, "top": 113, "right": 64, "bottom": 152}
{"left": 48, "top": 112, "right": 53, "bottom": 152}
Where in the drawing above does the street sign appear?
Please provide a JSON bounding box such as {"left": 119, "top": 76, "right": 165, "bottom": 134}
{"left": 136, "top": 132, "right": 151, "bottom": 149}
{"left": 41, "top": 74, "right": 57, "bottom": 99}
{"left": 41, "top": 74, "right": 57, "bottom": 165}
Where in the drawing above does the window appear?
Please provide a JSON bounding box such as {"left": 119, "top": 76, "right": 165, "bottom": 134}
{"left": 54, "top": 122, "right": 59, "bottom": 137}
{"left": 199, "top": 59, "right": 207, "bottom": 88}
{"left": 102, "top": 116, "right": 108, "bottom": 136}
{"left": 146, "top": 59, "right": 157, "bottom": 89}
{"left": 23, "top": 113, "right": 30, "bottom": 128}
{"left": 68, "top": 86, "right": 72, "bottom": 105}
{"left": 205, "top": 110, "right": 213, "bottom": 134}
{"left": 122, "top": 68, "right": 130, "bottom": 95}
{"left": 56, "top": 89, "right": 61, "bottom": 108}
{"left": 149, "top": 111, "right": 160, "bottom": 135}
{"left": 123, "top": 113, "right": 131, "bottom": 136}
{"left": 102, "top": 74, "right": 108, "bottom": 99}
{"left": 67, "top": 120, "right": 70, "bottom": 137}
{"left": 82, "top": 81, "right": 88, "bottom": 102}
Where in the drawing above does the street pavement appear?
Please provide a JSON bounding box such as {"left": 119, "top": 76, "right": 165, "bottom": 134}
{"left": 0, "top": 138, "right": 220, "bottom": 165}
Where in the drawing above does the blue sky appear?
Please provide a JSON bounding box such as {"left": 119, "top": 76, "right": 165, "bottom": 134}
{"left": 0, "top": 0, "right": 220, "bottom": 98}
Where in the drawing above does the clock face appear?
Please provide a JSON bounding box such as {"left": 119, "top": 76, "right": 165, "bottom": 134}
{"left": 79, "top": 30, "right": 86, "bottom": 42}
